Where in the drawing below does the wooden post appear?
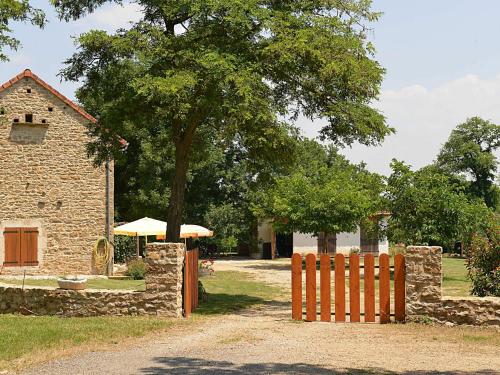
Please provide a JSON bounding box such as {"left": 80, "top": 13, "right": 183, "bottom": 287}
{"left": 320, "top": 254, "right": 331, "bottom": 322}
{"left": 364, "top": 253, "right": 376, "bottom": 323}
{"left": 184, "top": 250, "right": 191, "bottom": 318}
{"left": 394, "top": 254, "right": 406, "bottom": 322}
{"left": 334, "top": 254, "right": 345, "bottom": 322}
{"left": 349, "top": 253, "right": 360, "bottom": 322}
{"left": 379, "top": 254, "right": 390, "bottom": 324}
{"left": 291, "top": 253, "right": 302, "bottom": 320}
{"left": 305, "top": 253, "right": 317, "bottom": 321}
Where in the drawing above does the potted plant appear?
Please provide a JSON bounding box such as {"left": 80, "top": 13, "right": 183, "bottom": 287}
{"left": 199, "top": 259, "right": 215, "bottom": 276}
{"left": 57, "top": 275, "right": 87, "bottom": 290}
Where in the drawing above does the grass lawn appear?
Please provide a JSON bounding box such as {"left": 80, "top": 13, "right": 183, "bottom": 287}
{"left": 0, "top": 315, "right": 175, "bottom": 371}
{"left": 0, "top": 278, "right": 146, "bottom": 291}
{"left": 442, "top": 256, "right": 471, "bottom": 297}
{"left": 195, "top": 271, "right": 283, "bottom": 315}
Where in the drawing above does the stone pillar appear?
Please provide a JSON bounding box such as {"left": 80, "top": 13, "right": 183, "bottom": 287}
{"left": 145, "top": 242, "right": 185, "bottom": 317}
{"left": 405, "top": 246, "right": 443, "bottom": 320}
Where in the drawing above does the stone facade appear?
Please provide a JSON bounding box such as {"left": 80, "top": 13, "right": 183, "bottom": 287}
{"left": 0, "top": 70, "right": 113, "bottom": 274}
{"left": 0, "top": 243, "right": 185, "bottom": 317}
{"left": 406, "top": 246, "right": 500, "bottom": 326}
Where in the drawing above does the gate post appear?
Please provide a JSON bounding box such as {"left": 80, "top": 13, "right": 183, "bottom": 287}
{"left": 405, "top": 246, "right": 442, "bottom": 320}
{"left": 145, "top": 242, "right": 185, "bottom": 318}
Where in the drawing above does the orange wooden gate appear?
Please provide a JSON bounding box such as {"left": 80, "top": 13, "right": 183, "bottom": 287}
{"left": 184, "top": 248, "right": 199, "bottom": 318}
{"left": 291, "top": 253, "right": 405, "bottom": 323}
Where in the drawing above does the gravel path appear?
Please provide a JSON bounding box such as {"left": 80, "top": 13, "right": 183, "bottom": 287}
{"left": 22, "top": 259, "right": 500, "bottom": 375}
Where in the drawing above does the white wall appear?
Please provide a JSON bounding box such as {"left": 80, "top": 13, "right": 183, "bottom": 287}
{"left": 292, "top": 232, "right": 317, "bottom": 254}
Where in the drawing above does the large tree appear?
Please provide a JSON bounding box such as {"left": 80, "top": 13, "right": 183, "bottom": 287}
{"left": 255, "top": 140, "right": 385, "bottom": 238}
{"left": 0, "top": 0, "right": 45, "bottom": 61}
{"left": 52, "top": 0, "right": 392, "bottom": 241}
{"left": 437, "top": 117, "right": 500, "bottom": 209}
{"left": 385, "top": 160, "right": 493, "bottom": 252}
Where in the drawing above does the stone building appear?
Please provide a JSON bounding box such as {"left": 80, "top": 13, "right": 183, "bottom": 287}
{"left": 0, "top": 69, "right": 113, "bottom": 275}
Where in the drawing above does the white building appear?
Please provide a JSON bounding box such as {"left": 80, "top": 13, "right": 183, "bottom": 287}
{"left": 254, "top": 214, "right": 389, "bottom": 259}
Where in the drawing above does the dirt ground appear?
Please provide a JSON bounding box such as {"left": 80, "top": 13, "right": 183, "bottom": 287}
{"left": 21, "top": 259, "right": 500, "bottom": 375}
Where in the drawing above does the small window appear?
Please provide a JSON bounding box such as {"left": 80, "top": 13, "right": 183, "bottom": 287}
{"left": 3, "top": 227, "right": 39, "bottom": 267}
{"left": 48, "top": 107, "right": 53, "bottom": 112}
{"left": 13, "top": 118, "right": 19, "bottom": 123}
{"left": 0, "top": 109, "right": 5, "bottom": 115}
{"left": 41, "top": 119, "right": 47, "bottom": 124}
{"left": 26, "top": 88, "right": 32, "bottom": 93}
{"left": 25, "top": 114, "right": 33, "bottom": 123}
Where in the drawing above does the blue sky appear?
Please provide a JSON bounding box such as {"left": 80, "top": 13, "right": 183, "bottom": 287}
{"left": 2, "top": 0, "right": 500, "bottom": 175}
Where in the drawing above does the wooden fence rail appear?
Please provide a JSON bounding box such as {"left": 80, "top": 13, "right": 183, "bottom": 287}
{"left": 184, "top": 248, "right": 199, "bottom": 318}
{"left": 291, "top": 253, "right": 406, "bottom": 324}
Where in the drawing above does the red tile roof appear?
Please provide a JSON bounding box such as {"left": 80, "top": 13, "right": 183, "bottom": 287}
{"left": 0, "top": 69, "right": 97, "bottom": 123}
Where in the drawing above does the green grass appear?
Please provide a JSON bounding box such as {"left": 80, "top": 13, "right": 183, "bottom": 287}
{"left": 0, "top": 278, "right": 146, "bottom": 291}
{"left": 0, "top": 315, "right": 174, "bottom": 370}
{"left": 442, "top": 257, "right": 471, "bottom": 297}
{"left": 195, "top": 271, "right": 282, "bottom": 315}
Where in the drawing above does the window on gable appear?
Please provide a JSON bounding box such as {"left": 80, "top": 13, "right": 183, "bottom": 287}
{"left": 25, "top": 114, "right": 33, "bottom": 123}
{"left": 3, "top": 228, "right": 39, "bottom": 267}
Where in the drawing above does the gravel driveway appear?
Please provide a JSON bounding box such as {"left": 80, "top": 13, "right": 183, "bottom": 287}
{"left": 22, "top": 259, "right": 500, "bottom": 375}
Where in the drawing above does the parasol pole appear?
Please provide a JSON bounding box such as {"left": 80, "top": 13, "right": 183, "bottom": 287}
{"left": 136, "top": 232, "right": 140, "bottom": 258}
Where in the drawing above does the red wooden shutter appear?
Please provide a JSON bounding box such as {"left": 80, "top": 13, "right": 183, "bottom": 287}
{"left": 21, "top": 228, "right": 39, "bottom": 266}
{"left": 3, "top": 228, "right": 21, "bottom": 266}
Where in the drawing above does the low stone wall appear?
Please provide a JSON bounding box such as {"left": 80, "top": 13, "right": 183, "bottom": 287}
{"left": 0, "top": 242, "right": 185, "bottom": 318}
{"left": 406, "top": 246, "right": 500, "bottom": 326}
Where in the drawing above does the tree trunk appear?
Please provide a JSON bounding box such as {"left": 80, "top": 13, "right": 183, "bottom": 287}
{"left": 166, "top": 136, "right": 192, "bottom": 243}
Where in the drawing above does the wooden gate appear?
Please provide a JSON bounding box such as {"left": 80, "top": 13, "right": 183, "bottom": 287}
{"left": 184, "top": 248, "right": 199, "bottom": 318}
{"left": 292, "top": 253, "right": 405, "bottom": 323}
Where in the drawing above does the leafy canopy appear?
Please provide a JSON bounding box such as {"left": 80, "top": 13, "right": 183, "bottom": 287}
{"left": 52, "top": 0, "right": 392, "bottom": 240}
{"left": 437, "top": 117, "right": 500, "bottom": 209}
{"left": 385, "top": 160, "right": 493, "bottom": 251}
{"left": 256, "top": 140, "right": 385, "bottom": 236}
{"left": 0, "top": 0, "right": 45, "bottom": 61}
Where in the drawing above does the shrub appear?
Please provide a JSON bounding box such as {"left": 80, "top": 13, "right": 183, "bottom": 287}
{"left": 113, "top": 235, "right": 137, "bottom": 263}
{"left": 126, "top": 259, "right": 148, "bottom": 280}
{"left": 466, "top": 221, "right": 500, "bottom": 297}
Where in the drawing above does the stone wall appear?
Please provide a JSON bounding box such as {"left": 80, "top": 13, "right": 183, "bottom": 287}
{"left": 0, "top": 243, "right": 184, "bottom": 318}
{"left": 0, "top": 75, "right": 112, "bottom": 274}
{"left": 406, "top": 246, "right": 500, "bottom": 326}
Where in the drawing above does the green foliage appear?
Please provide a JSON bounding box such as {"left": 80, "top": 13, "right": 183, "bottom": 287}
{"left": 53, "top": 0, "right": 391, "bottom": 241}
{"left": 466, "top": 220, "right": 500, "bottom": 297}
{"left": 0, "top": 1, "right": 46, "bottom": 61}
{"left": 125, "top": 259, "right": 148, "bottom": 280}
{"left": 204, "top": 203, "right": 245, "bottom": 253}
{"left": 385, "top": 160, "right": 493, "bottom": 251}
{"left": 256, "top": 141, "right": 384, "bottom": 236}
{"left": 113, "top": 235, "right": 137, "bottom": 263}
{"left": 437, "top": 117, "right": 500, "bottom": 209}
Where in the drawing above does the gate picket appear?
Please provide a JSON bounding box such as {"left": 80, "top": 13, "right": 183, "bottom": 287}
{"left": 379, "top": 253, "right": 390, "bottom": 324}
{"left": 305, "top": 253, "right": 317, "bottom": 321}
{"left": 320, "top": 254, "right": 331, "bottom": 322}
{"left": 334, "top": 254, "right": 346, "bottom": 322}
{"left": 364, "top": 253, "right": 376, "bottom": 322}
{"left": 291, "top": 253, "right": 302, "bottom": 320}
{"left": 349, "top": 254, "right": 360, "bottom": 322}
{"left": 394, "top": 254, "right": 406, "bottom": 322}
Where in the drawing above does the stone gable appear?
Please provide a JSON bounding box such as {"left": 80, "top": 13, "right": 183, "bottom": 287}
{"left": 0, "top": 74, "right": 113, "bottom": 275}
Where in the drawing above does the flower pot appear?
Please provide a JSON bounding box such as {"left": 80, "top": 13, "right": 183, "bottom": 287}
{"left": 57, "top": 278, "right": 87, "bottom": 290}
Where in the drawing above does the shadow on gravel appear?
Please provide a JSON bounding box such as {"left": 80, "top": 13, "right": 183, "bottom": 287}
{"left": 140, "top": 357, "right": 498, "bottom": 374}
{"left": 239, "top": 263, "right": 291, "bottom": 271}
